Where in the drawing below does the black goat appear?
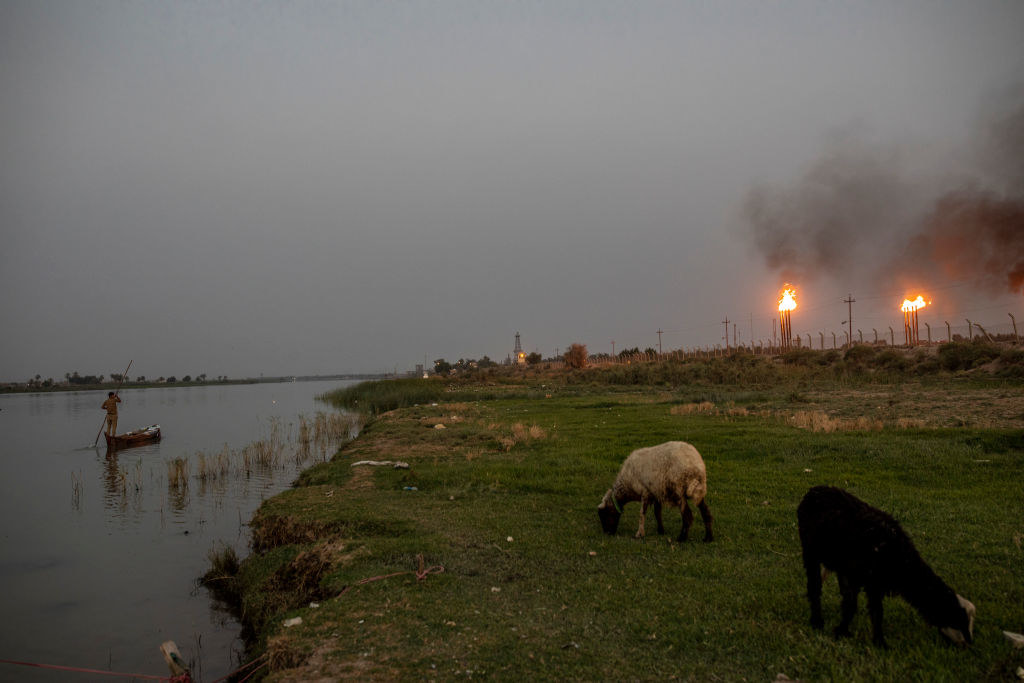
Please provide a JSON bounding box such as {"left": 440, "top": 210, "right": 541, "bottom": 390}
{"left": 797, "top": 485, "right": 974, "bottom": 647}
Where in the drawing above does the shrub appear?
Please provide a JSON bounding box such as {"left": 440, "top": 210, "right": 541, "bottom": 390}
{"left": 781, "top": 348, "right": 818, "bottom": 366}
{"left": 873, "top": 349, "right": 911, "bottom": 372}
{"left": 844, "top": 344, "right": 876, "bottom": 364}
{"left": 564, "top": 343, "right": 588, "bottom": 369}
{"left": 937, "top": 341, "right": 1002, "bottom": 371}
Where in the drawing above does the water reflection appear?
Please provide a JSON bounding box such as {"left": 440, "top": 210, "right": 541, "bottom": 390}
{"left": 0, "top": 380, "right": 361, "bottom": 681}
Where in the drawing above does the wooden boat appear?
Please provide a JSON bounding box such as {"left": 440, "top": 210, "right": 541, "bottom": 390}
{"left": 105, "top": 424, "right": 161, "bottom": 450}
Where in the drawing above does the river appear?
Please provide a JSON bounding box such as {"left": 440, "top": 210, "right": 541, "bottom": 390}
{"left": 0, "top": 379, "right": 358, "bottom": 682}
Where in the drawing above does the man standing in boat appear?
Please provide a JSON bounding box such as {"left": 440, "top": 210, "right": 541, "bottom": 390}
{"left": 101, "top": 391, "right": 121, "bottom": 436}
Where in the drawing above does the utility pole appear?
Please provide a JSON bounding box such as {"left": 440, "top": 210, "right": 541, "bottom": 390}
{"left": 733, "top": 323, "right": 737, "bottom": 348}
{"left": 945, "top": 321, "right": 951, "bottom": 343}
{"left": 611, "top": 341, "right": 615, "bottom": 357}
{"left": 1010, "top": 313, "right": 1019, "bottom": 344}
{"left": 656, "top": 329, "right": 663, "bottom": 355}
{"left": 722, "top": 316, "right": 730, "bottom": 351}
{"left": 843, "top": 294, "right": 855, "bottom": 347}
{"left": 966, "top": 319, "right": 973, "bottom": 341}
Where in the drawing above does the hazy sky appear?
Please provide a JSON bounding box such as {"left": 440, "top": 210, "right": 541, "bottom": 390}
{"left": 2, "top": 1, "right": 1023, "bottom": 381}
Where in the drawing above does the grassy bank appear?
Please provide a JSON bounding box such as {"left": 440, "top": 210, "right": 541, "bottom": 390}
{"left": 208, "top": 368, "right": 1024, "bottom": 681}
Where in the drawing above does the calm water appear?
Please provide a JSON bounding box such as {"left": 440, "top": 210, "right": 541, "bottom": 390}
{"left": 0, "top": 380, "right": 357, "bottom": 682}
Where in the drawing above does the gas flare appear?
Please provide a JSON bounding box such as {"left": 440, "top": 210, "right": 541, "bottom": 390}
{"left": 778, "top": 285, "right": 797, "bottom": 349}
{"left": 901, "top": 295, "right": 929, "bottom": 345}
{"left": 778, "top": 287, "right": 797, "bottom": 312}
{"left": 901, "top": 295, "right": 927, "bottom": 312}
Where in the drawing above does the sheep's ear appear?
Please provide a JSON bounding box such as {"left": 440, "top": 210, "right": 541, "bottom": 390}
{"left": 598, "top": 489, "right": 613, "bottom": 509}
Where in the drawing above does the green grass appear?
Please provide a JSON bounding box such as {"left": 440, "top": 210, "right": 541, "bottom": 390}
{"left": 225, "top": 380, "right": 1024, "bottom": 681}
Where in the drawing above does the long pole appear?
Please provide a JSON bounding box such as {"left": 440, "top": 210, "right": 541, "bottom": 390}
{"left": 94, "top": 359, "right": 132, "bottom": 447}
{"left": 843, "top": 295, "right": 855, "bottom": 348}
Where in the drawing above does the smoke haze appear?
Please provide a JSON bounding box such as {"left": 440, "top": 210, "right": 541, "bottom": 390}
{"left": 745, "top": 87, "right": 1024, "bottom": 303}
{"left": 3, "top": 3, "right": 1024, "bottom": 380}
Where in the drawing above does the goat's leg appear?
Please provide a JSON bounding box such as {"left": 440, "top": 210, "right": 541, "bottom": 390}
{"left": 834, "top": 574, "right": 858, "bottom": 639}
{"left": 803, "top": 554, "right": 824, "bottom": 630}
{"left": 866, "top": 588, "right": 888, "bottom": 648}
{"left": 654, "top": 500, "right": 666, "bottom": 535}
{"left": 677, "top": 501, "right": 694, "bottom": 542}
{"left": 697, "top": 499, "right": 714, "bottom": 542}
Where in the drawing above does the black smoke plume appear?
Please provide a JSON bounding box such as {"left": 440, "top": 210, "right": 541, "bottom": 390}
{"left": 744, "top": 87, "right": 1024, "bottom": 298}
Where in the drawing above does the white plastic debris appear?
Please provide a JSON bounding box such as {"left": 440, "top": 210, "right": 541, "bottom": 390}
{"left": 434, "top": 424, "right": 446, "bottom": 429}
{"left": 506, "top": 536, "right": 514, "bottom": 542}
{"left": 350, "top": 460, "right": 410, "bottom": 469}
{"left": 283, "top": 617, "right": 302, "bottom": 628}
{"left": 1004, "top": 631, "right": 1024, "bottom": 649}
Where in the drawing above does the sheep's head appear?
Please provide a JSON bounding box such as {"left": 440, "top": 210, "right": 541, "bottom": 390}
{"left": 597, "top": 489, "right": 621, "bottom": 535}
{"left": 939, "top": 594, "right": 975, "bottom": 647}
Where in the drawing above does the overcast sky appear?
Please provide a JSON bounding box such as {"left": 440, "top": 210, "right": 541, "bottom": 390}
{"left": 2, "top": 1, "right": 1023, "bottom": 381}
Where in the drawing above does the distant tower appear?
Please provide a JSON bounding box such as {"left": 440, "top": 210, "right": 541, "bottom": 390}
{"left": 513, "top": 332, "right": 526, "bottom": 365}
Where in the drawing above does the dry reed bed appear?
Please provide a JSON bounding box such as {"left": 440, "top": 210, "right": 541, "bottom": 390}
{"left": 165, "top": 413, "right": 362, "bottom": 492}
{"left": 58, "top": 412, "right": 362, "bottom": 511}
{"left": 671, "top": 402, "right": 928, "bottom": 432}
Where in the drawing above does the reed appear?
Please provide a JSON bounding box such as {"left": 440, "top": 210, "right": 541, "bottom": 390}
{"left": 788, "top": 410, "right": 884, "bottom": 432}
{"left": 671, "top": 401, "right": 717, "bottom": 415}
{"left": 115, "top": 466, "right": 128, "bottom": 495}
{"left": 167, "top": 457, "right": 189, "bottom": 489}
{"left": 499, "top": 422, "right": 548, "bottom": 451}
{"left": 71, "top": 470, "right": 82, "bottom": 509}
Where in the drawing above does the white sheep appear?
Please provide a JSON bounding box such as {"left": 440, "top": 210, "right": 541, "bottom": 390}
{"left": 597, "top": 441, "right": 713, "bottom": 542}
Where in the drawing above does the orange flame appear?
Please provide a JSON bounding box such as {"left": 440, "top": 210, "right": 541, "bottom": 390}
{"left": 778, "top": 286, "right": 797, "bottom": 312}
{"left": 900, "top": 295, "right": 928, "bottom": 312}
